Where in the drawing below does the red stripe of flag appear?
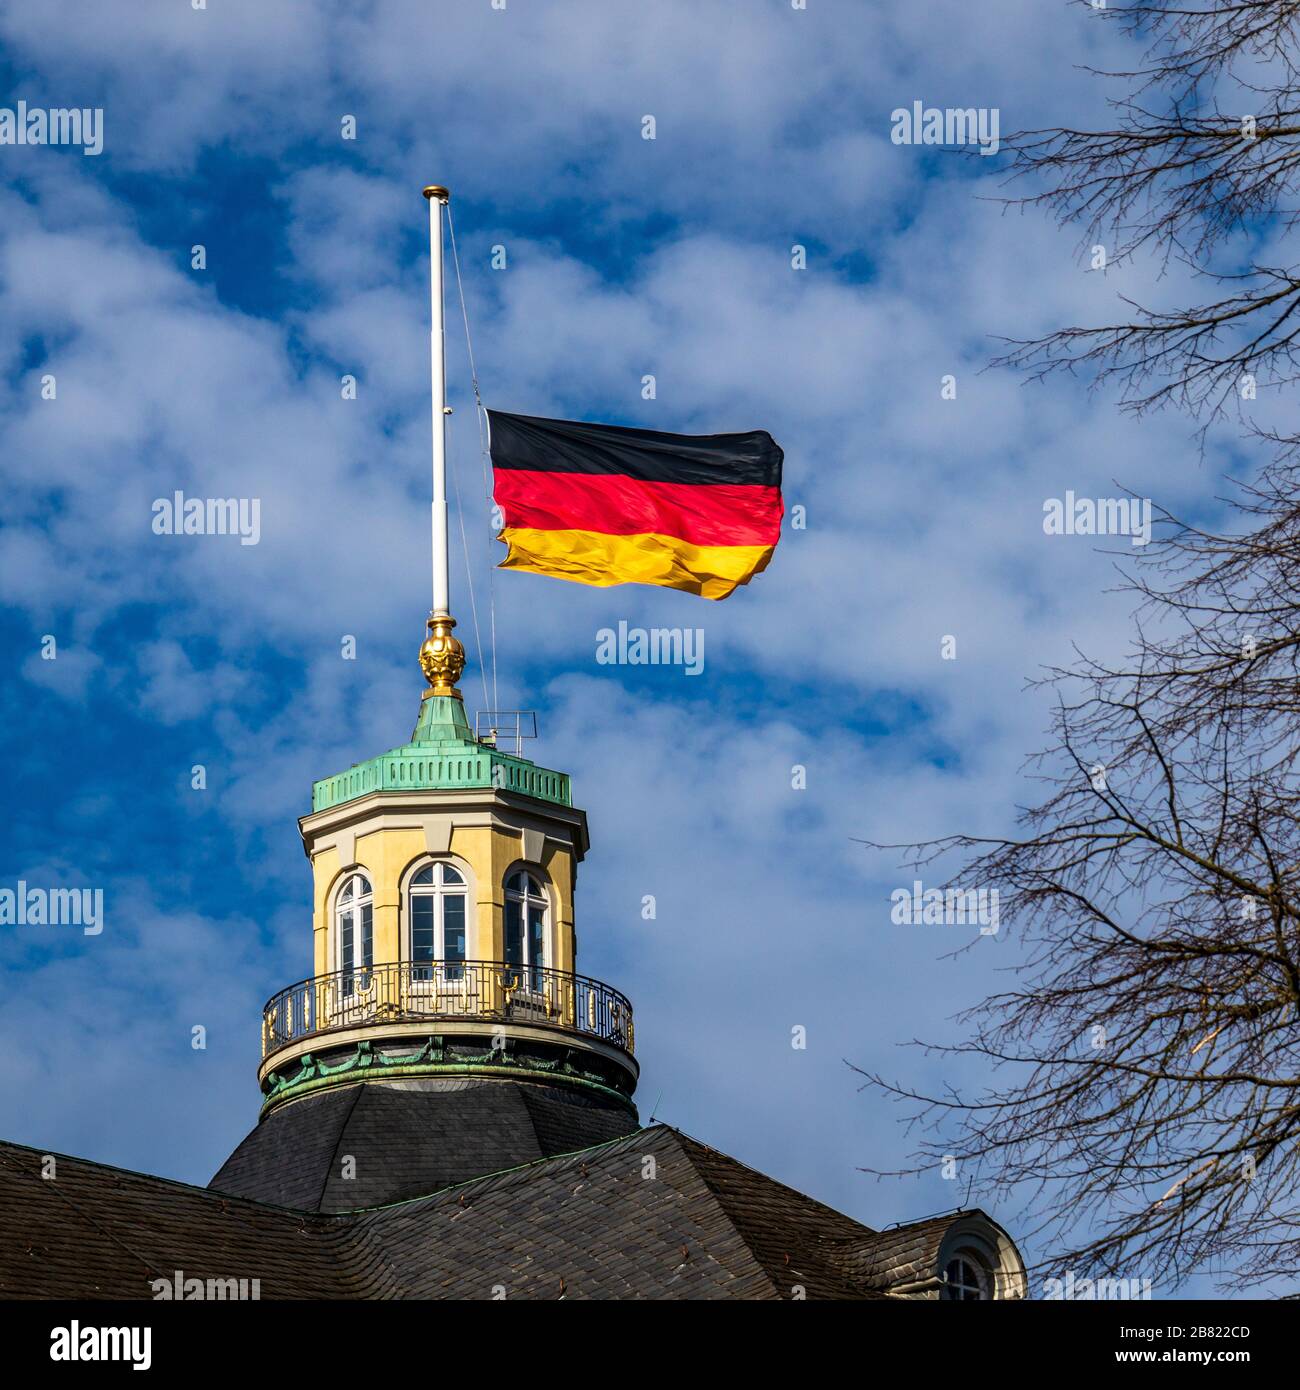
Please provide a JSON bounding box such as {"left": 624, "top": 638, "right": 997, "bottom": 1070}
{"left": 493, "top": 469, "right": 783, "bottom": 548}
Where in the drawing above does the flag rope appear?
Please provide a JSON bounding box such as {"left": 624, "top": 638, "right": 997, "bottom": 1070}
{"left": 447, "top": 203, "right": 499, "bottom": 712}
{"left": 447, "top": 409, "right": 492, "bottom": 714}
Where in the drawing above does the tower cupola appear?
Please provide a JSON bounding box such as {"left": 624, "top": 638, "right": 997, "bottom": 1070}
{"left": 256, "top": 636, "right": 637, "bottom": 1121}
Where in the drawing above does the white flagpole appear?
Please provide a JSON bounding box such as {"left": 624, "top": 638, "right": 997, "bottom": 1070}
{"left": 424, "top": 184, "right": 451, "bottom": 619}
{"left": 417, "top": 185, "right": 465, "bottom": 703}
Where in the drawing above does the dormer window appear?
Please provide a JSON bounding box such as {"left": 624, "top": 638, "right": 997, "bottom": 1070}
{"left": 336, "top": 873, "right": 373, "bottom": 993}
{"left": 927, "top": 1216, "right": 1025, "bottom": 1301}
{"left": 504, "top": 871, "right": 547, "bottom": 984}
{"left": 409, "top": 862, "right": 467, "bottom": 980}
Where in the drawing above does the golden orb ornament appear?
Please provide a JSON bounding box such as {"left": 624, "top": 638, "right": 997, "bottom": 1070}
{"left": 419, "top": 614, "right": 466, "bottom": 699}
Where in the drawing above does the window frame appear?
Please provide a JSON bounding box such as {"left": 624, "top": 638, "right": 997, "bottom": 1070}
{"left": 942, "top": 1254, "right": 990, "bottom": 1301}
{"left": 402, "top": 856, "right": 473, "bottom": 985}
{"left": 332, "top": 871, "right": 374, "bottom": 998}
{"left": 503, "top": 866, "right": 551, "bottom": 988}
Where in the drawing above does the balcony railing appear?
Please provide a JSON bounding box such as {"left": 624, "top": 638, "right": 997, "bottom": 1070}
{"left": 261, "top": 960, "right": 635, "bottom": 1060}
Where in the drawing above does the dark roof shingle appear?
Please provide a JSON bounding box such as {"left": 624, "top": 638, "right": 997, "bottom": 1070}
{"left": 209, "top": 1078, "right": 637, "bottom": 1213}
{"left": 0, "top": 1142, "right": 372, "bottom": 1301}
{"left": 0, "top": 1121, "right": 983, "bottom": 1301}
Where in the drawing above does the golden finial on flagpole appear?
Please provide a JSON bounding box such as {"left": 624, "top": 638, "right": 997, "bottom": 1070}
{"left": 420, "top": 615, "right": 466, "bottom": 700}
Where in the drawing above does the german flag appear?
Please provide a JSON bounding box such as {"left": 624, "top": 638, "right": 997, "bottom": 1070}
{"left": 487, "top": 410, "right": 784, "bottom": 600}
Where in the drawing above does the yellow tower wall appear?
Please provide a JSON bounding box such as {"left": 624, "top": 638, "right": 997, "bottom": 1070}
{"left": 303, "top": 802, "right": 580, "bottom": 980}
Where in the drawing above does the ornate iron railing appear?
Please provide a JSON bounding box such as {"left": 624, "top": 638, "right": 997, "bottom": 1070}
{"left": 261, "top": 960, "right": 634, "bottom": 1060}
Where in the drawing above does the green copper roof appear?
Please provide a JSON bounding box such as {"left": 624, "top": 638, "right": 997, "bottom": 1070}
{"left": 311, "top": 696, "right": 571, "bottom": 814}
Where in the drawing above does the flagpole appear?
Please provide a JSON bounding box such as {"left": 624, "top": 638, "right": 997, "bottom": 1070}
{"left": 418, "top": 185, "right": 465, "bottom": 702}
{"left": 424, "top": 184, "right": 450, "bottom": 618}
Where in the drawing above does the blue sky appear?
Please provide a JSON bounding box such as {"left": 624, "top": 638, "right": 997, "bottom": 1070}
{"left": 0, "top": 1, "right": 1268, "bottom": 1297}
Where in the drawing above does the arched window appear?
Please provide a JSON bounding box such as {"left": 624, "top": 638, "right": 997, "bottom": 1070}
{"left": 336, "top": 873, "right": 373, "bottom": 994}
{"left": 942, "top": 1255, "right": 989, "bottom": 1301}
{"left": 409, "top": 862, "right": 467, "bottom": 980}
{"left": 504, "top": 871, "right": 547, "bottom": 986}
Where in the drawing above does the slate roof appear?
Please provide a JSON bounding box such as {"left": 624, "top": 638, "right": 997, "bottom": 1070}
{"left": 0, "top": 1140, "right": 375, "bottom": 1301}
{"left": 839, "top": 1213, "right": 958, "bottom": 1290}
{"left": 210, "top": 1078, "right": 637, "bottom": 1212}
{"left": 350, "top": 1127, "right": 893, "bottom": 1299}
{"left": 0, "top": 1123, "right": 991, "bottom": 1300}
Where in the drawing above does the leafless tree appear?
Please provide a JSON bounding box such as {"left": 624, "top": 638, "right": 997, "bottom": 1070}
{"left": 995, "top": 1, "right": 1300, "bottom": 429}
{"left": 862, "top": 3, "right": 1300, "bottom": 1292}
{"left": 862, "top": 464, "right": 1300, "bottom": 1289}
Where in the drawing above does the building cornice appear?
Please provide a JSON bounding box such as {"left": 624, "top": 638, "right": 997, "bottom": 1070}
{"left": 298, "top": 786, "right": 590, "bottom": 863}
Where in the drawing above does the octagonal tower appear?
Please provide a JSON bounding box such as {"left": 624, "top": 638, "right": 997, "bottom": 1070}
{"left": 211, "top": 624, "right": 637, "bottom": 1212}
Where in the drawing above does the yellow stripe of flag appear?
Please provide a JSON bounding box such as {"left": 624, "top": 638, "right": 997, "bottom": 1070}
{"left": 498, "top": 526, "right": 776, "bottom": 600}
